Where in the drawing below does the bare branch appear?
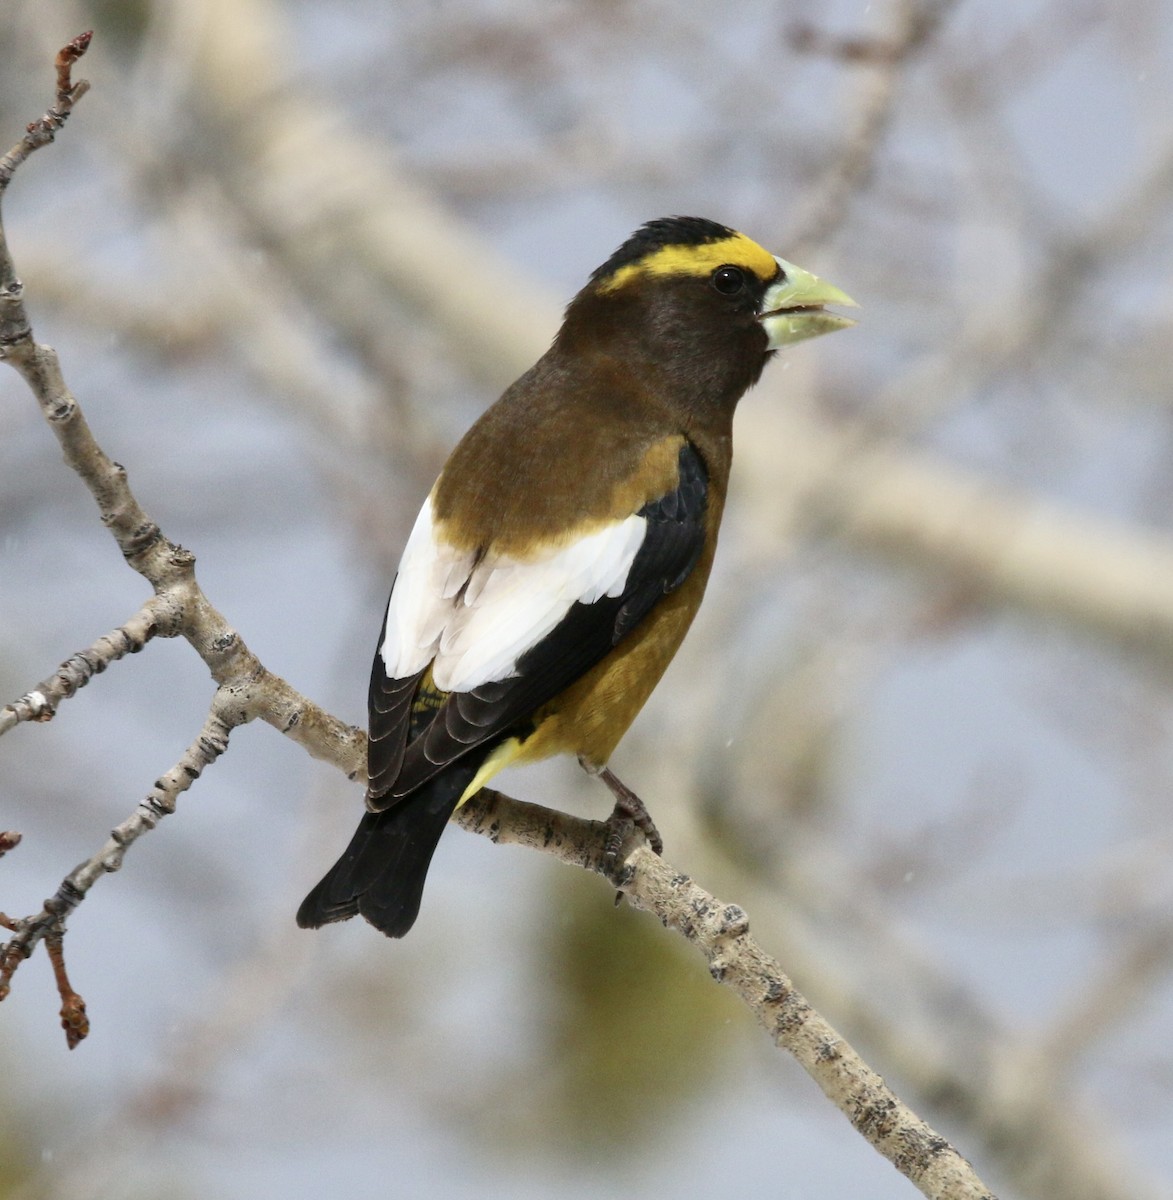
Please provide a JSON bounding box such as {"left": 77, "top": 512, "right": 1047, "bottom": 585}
{"left": 0, "top": 689, "right": 241, "bottom": 1028}
{"left": 0, "top": 32, "right": 92, "bottom": 364}
{"left": 459, "top": 790, "right": 996, "bottom": 1200}
{"left": 0, "top": 333, "right": 365, "bottom": 769}
{"left": 0, "top": 34, "right": 363, "bottom": 1029}
{"left": 0, "top": 600, "right": 174, "bottom": 736}
{"left": 0, "top": 30, "right": 91, "bottom": 196}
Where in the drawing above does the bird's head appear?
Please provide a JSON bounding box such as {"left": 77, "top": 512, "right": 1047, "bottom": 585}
{"left": 559, "top": 216, "right": 856, "bottom": 411}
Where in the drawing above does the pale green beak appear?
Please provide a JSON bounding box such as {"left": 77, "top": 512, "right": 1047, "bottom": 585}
{"left": 759, "top": 256, "right": 858, "bottom": 349}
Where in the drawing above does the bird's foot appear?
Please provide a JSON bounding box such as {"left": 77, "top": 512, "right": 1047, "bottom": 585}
{"left": 579, "top": 759, "right": 664, "bottom": 903}
{"left": 596, "top": 765, "right": 663, "bottom": 858}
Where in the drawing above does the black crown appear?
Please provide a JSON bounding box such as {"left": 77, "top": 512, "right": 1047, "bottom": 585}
{"left": 590, "top": 216, "right": 737, "bottom": 285}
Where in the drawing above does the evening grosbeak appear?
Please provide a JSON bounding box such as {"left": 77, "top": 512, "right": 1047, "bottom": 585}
{"left": 297, "top": 216, "right": 855, "bottom": 938}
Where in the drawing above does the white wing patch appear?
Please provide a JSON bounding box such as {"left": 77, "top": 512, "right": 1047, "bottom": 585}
{"left": 379, "top": 494, "right": 647, "bottom": 694}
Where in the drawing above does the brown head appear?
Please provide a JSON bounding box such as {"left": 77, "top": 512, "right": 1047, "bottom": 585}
{"left": 556, "top": 216, "right": 855, "bottom": 426}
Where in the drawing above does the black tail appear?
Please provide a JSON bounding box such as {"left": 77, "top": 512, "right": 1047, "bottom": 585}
{"left": 297, "top": 764, "right": 478, "bottom": 938}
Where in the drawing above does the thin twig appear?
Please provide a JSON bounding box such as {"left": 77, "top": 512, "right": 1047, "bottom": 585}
{"left": 46, "top": 927, "right": 89, "bottom": 1050}
{"left": 0, "top": 599, "right": 175, "bottom": 736}
{"left": 0, "top": 31, "right": 92, "bottom": 196}
{"left": 0, "top": 326, "right": 363, "bottom": 767}
{"left": 0, "top": 690, "right": 243, "bottom": 1026}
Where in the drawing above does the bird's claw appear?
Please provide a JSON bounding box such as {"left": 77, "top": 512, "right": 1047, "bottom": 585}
{"left": 602, "top": 810, "right": 635, "bottom": 870}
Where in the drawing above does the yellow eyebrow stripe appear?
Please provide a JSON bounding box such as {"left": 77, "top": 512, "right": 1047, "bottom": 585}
{"left": 597, "top": 232, "right": 778, "bottom": 293}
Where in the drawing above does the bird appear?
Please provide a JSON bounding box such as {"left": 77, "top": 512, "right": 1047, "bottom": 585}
{"left": 297, "top": 216, "right": 855, "bottom": 938}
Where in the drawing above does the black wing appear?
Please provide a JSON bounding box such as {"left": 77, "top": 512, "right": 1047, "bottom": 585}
{"left": 367, "top": 441, "right": 708, "bottom": 809}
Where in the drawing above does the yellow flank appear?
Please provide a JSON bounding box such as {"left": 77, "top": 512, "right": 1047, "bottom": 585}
{"left": 597, "top": 232, "right": 777, "bottom": 294}
{"left": 459, "top": 736, "right": 526, "bottom": 805}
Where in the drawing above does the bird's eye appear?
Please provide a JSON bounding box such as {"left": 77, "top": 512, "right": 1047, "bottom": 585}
{"left": 711, "top": 265, "right": 745, "bottom": 295}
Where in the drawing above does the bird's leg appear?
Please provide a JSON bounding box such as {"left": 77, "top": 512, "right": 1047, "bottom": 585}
{"left": 579, "top": 758, "right": 664, "bottom": 863}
